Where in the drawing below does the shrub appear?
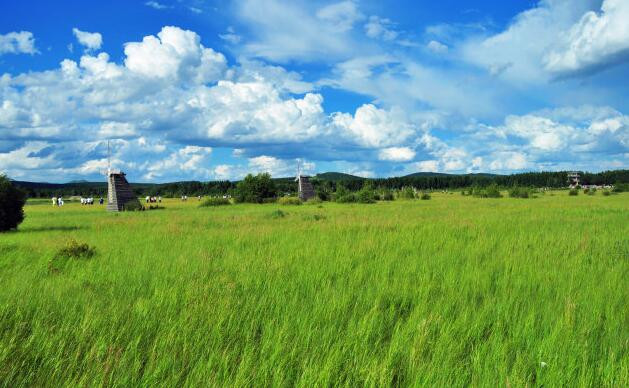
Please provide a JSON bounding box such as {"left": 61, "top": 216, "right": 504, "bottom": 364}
{"left": 234, "top": 173, "right": 277, "bottom": 203}
{"left": 0, "top": 175, "right": 27, "bottom": 232}
{"left": 200, "top": 197, "right": 230, "bottom": 207}
{"left": 509, "top": 186, "right": 530, "bottom": 199}
{"left": 583, "top": 188, "right": 590, "bottom": 194}
{"left": 472, "top": 184, "right": 502, "bottom": 198}
{"left": 334, "top": 184, "right": 350, "bottom": 201}
{"left": 123, "top": 201, "right": 144, "bottom": 211}
{"left": 336, "top": 193, "right": 357, "bottom": 203}
{"left": 278, "top": 196, "right": 302, "bottom": 205}
{"left": 305, "top": 197, "right": 323, "bottom": 205}
{"left": 356, "top": 187, "right": 376, "bottom": 204}
{"left": 420, "top": 192, "right": 431, "bottom": 200}
{"left": 602, "top": 190, "right": 611, "bottom": 196}
{"left": 268, "top": 209, "right": 286, "bottom": 219}
{"left": 381, "top": 189, "right": 395, "bottom": 201}
{"left": 56, "top": 239, "right": 96, "bottom": 260}
{"left": 400, "top": 187, "right": 416, "bottom": 199}
{"left": 612, "top": 183, "right": 629, "bottom": 193}
{"left": 569, "top": 188, "right": 579, "bottom": 196}
{"left": 484, "top": 184, "right": 502, "bottom": 198}
{"left": 469, "top": 186, "right": 484, "bottom": 197}
{"left": 48, "top": 239, "right": 96, "bottom": 274}
{"left": 587, "top": 188, "right": 596, "bottom": 195}
{"left": 316, "top": 188, "right": 331, "bottom": 201}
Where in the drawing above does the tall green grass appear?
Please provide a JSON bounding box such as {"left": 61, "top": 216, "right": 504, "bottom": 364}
{"left": 0, "top": 192, "right": 627, "bottom": 386}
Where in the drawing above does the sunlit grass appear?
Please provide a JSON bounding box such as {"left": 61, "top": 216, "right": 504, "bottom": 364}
{"left": 0, "top": 192, "right": 627, "bottom": 386}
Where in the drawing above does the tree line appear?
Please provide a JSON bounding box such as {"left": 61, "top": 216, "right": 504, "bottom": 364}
{"left": 12, "top": 169, "right": 629, "bottom": 198}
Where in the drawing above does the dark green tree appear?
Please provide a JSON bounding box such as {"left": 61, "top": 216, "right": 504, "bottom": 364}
{"left": 0, "top": 175, "right": 27, "bottom": 232}
{"left": 234, "top": 173, "right": 277, "bottom": 203}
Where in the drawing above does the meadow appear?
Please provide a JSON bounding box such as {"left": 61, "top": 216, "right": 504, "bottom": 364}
{"left": 0, "top": 192, "right": 627, "bottom": 386}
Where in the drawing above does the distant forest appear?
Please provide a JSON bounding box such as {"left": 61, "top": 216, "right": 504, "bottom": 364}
{"left": 13, "top": 169, "right": 629, "bottom": 198}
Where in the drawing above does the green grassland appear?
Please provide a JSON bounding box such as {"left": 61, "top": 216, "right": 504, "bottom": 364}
{"left": 0, "top": 192, "right": 627, "bottom": 386}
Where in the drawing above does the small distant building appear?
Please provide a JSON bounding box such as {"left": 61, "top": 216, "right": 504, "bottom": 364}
{"left": 106, "top": 169, "right": 141, "bottom": 211}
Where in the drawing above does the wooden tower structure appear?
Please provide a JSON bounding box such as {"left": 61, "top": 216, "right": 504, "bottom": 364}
{"left": 567, "top": 171, "right": 580, "bottom": 188}
{"left": 105, "top": 141, "right": 142, "bottom": 212}
{"left": 295, "top": 160, "right": 315, "bottom": 201}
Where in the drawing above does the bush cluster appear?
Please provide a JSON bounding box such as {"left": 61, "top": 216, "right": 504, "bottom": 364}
{"left": 399, "top": 187, "right": 416, "bottom": 199}
{"left": 56, "top": 239, "right": 96, "bottom": 260}
{"left": 336, "top": 193, "right": 356, "bottom": 203}
{"left": 334, "top": 184, "right": 377, "bottom": 204}
{"left": 420, "top": 192, "right": 431, "bottom": 200}
{"left": 278, "top": 197, "right": 302, "bottom": 205}
{"left": 380, "top": 189, "right": 395, "bottom": 201}
{"left": 0, "top": 175, "right": 26, "bottom": 232}
{"left": 463, "top": 184, "right": 502, "bottom": 198}
{"left": 200, "top": 197, "right": 231, "bottom": 207}
{"left": 48, "top": 239, "right": 96, "bottom": 274}
{"left": 508, "top": 186, "right": 532, "bottom": 198}
{"left": 234, "top": 173, "right": 277, "bottom": 203}
{"left": 356, "top": 187, "right": 376, "bottom": 203}
{"left": 123, "top": 201, "right": 144, "bottom": 211}
{"left": 569, "top": 188, "right": 579, "bottom": 196}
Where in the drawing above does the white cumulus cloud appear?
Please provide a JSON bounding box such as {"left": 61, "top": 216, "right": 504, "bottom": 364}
{"left": 124, "top": 26, "right": 227, "bottom": 82}
{"left": 378, "top": 147, "right": 416, "bottom": 162}
{"left": 0, "top": 31, "right": 37, "bottom": 55}
{"left": 544, "top": 0, "right": 629, "bottom": 76}
{"left": 331, "top": 104, "right": 416, "bottom": 148}
{"left": 72, "top": 28, "right": 103, "bottom": 51}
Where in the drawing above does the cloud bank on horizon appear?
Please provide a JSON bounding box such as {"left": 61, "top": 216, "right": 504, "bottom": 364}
{"left": 0, "top": 0, "right": 627, "bottom": 182}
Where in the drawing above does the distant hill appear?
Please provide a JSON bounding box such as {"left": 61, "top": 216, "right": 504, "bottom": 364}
{"left": 12, "top": 169, "right": 628, "bottom": 199}
{"left": 314, "top": 172, "right": 364, "bottom": 181}
{"left": 403, "top": 172, "right": 452, "bottom": 178}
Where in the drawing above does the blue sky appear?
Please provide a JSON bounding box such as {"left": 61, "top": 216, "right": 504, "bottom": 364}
{"left": 0, "top": 0, "right": 627, "bottom": 182}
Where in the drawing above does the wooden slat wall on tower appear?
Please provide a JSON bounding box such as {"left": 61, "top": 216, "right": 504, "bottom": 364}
{"left": 298, "top": 176, "right": 315, "bottom": 201}
{"left": 107, "top": 172, "right": 141, "bottom": 211}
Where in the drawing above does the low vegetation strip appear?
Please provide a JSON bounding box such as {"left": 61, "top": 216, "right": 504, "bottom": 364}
{"left": 0, "top": 192, "right": 627, "bottom": 386}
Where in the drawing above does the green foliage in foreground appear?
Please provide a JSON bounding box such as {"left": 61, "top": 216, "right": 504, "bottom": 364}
{"left": 0, "top": 193, "right": 627, "bottom": 386}
{"left": 0, "top": 174, "right": 27, "bottom": 232}
{"left": 278, "top": 196, "right": 302, "bottom": 205}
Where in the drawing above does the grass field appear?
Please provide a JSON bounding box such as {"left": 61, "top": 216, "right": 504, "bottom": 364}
{"left": 0, "top": 192, "right": 627, "bottom": 386}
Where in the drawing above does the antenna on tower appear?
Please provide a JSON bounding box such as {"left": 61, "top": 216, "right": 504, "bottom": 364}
{"left": 296, "top": 158, "right": 301, "bottom": 179}
{"left": 107, "top": 140, "right": 111, "bottom": 174}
